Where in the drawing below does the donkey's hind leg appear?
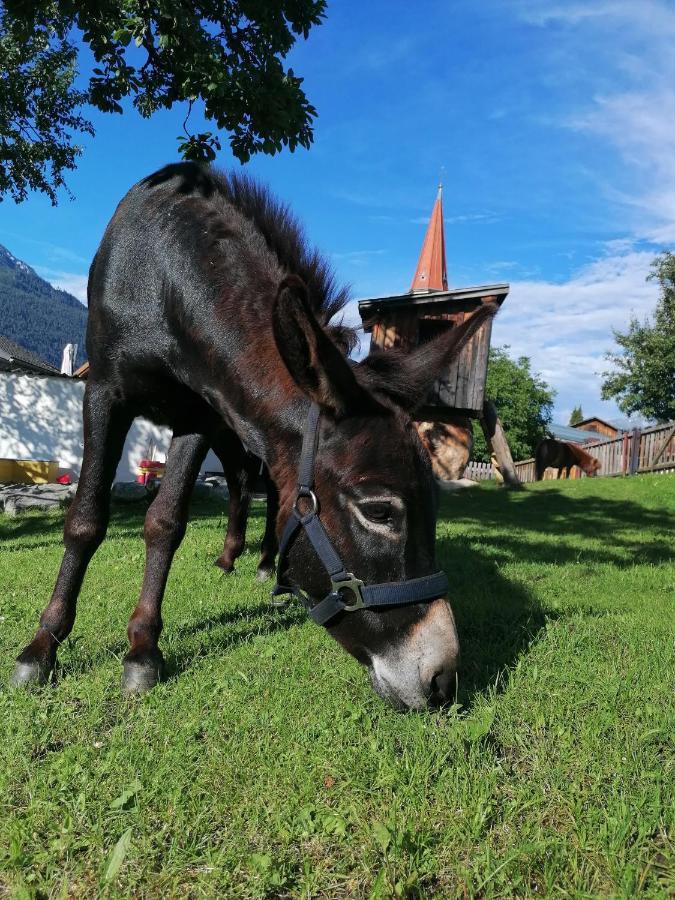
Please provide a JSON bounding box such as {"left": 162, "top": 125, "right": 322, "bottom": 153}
{"left": 212, "top": 434, "right": 253, "bottom": 574}
{"left": 256, "top": 473, "right": 279, "bottom": 581}
{"left": 122, "top": 431, "right": 208, "bottom": 694}
{"left": 11, "top": 382, "right": 132, "bottom": 687}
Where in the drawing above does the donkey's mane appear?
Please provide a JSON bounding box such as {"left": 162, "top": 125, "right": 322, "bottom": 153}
{"left": 211, "top": 168, "right": 352, "bottom": 326}
{"left": 142, "top": 162, "right": 356, "bottom": 349}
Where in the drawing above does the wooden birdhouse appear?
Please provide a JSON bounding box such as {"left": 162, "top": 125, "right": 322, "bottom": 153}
{"left": 358, "top": 185, "right": 519, "bottom": 485}
{"left": 358, "top": 186, "right": 509, "bottom": 422}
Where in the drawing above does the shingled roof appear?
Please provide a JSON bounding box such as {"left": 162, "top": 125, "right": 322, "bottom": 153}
{"left": 0, "top": 334, "right": 60, "bottom": 375}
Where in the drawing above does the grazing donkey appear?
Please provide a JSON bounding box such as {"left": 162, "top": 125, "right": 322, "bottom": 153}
{"left": 535, "top": 438, "right": 601, "bottom": 480}
{"left": 11, "top": 163, "right": 495, "bottom": 710}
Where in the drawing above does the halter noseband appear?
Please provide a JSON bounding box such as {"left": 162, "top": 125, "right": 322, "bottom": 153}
{"left": 271, "top": 404, "right": 449, "bottom": 626}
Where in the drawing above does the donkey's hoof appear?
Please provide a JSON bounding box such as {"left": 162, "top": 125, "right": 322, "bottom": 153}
{"left": 214, "top": 557, "right": 234, "bottom": 574}
{"left": 10, "top": 660, "right": 51, "bottom": 689}
{"left": 121, "top": 660, "right": 161, "bottom": 695}
{"left": 256, "top": 566, "right": 275, "bottom": 581}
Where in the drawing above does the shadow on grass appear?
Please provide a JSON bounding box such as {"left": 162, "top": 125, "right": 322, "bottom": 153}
{"left": 437, "top": 532, "right": 550, "bottom": 707}
{"left": 436, "top": 483, "right": 673, "bottom": 705}
{"left": 54, "top": 597, "right": 305, "bottom": 683}
{"left": 161, "top": 601, "right": 306, "bottom": 682}
{"left": 440, "top": 484, "right": 674, "bottom": 567}
{"left": 6, "top": 486, "right": 672, "bottom": 700}
{"left": 0, "top": 497, "right": 267, "bottom": 550}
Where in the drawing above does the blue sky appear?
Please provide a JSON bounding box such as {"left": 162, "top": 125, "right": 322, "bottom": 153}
{"left": 1, "top": 0, "right": 673, "bottom": 425}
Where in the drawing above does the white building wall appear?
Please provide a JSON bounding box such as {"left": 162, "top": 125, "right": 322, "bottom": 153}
{"left": 0, "top": 372, "right": 198, "bottom": 483}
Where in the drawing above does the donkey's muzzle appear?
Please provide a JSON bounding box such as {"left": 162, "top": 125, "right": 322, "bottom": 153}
{"left": 369, "top": 598, "right": 460, "bottom": 710}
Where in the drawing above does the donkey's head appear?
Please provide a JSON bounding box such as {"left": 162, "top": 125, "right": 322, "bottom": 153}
{"left": 272, "top": 277, "right": 496, "bottom": 710}
{"left": 568, "top": 444, "right": 601, "bottom": 477}
{"left": 584, "top": 456, "right": 601, "bottom": 477}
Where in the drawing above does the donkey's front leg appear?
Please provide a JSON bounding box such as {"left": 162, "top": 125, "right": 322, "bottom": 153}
{"left": 122, "top": 431, "right": 208, "bottom": 694}
{"left": 11, "top": 383, "right": 132, "bottom": 687}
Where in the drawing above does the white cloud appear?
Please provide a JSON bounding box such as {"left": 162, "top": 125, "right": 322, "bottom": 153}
{"left": 517, "top": 0, "right": 675, "bottom": 34}
{"left": 37, "top": 267, "right": 88, "bottom": 303}
{"left": 410, "top": 212, "right": 497, "bottom": 226}
{"left": 492, "top": 250, "right": 660, "bottom": 419}
{"left": 331, "top": 249, "right": 387, "bottom": 267}
{"left": 516, "top": 0, "right": 675, "bottom": 246}
{"left": 568, "top": 90, "right": 675, "bottom": 243}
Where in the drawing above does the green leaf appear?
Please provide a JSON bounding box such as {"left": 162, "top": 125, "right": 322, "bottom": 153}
{"left": 464, "top": 706, "right": 496, "bottom": 743}
{"left": 369, "top": 869, "right": 388, "bottom": 898}
{"left": 110, "top": 778, "right": 141, "bottom": 810}
{"left": 103, "top": 827, "right": 132, "bottom": 882}
{"left": 372, "top": 821, "right": 392, "bottom": 853}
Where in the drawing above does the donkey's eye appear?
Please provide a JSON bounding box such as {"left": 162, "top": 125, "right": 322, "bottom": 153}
{"left": 362, "top": 501, "right": 393, "bottom": 523}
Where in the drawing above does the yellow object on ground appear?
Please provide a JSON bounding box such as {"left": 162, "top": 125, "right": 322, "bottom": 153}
{"left": 0, "top": 459, "right": 59, "bottom": 484}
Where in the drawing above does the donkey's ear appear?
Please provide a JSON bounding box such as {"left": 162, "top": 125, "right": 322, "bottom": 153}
{"left": 273, "top": 276, "right": 380, "bottom": 417}
{"left": 358, "top": 303, "right": 498, "bottom": 413}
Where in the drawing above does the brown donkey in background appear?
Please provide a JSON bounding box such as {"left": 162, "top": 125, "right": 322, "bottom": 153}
{"left": 535, "top": 438, "right": 601, "bottom": 480}
{"left": 11, "top": 163, "right": 495, "bottom": 710}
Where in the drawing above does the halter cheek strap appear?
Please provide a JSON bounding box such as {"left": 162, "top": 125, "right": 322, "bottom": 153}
{"left": 271, "top": 404, "right": 449, "bottom": 626}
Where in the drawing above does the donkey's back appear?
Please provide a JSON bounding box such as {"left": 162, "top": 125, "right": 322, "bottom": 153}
{"left": 87, "top": 164, "right": 272, "bottom": 388}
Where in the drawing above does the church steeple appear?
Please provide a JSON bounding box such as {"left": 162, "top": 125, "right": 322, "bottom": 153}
{"left": 410, "top": 184, "right": 448, "bottom": 293}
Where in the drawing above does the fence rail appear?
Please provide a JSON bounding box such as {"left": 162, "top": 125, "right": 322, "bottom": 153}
{"left": 465, "top": 422, "right": 675, "bottom": 484}
{"left": 464, "top": 460, "right": 493, "bottom": 481}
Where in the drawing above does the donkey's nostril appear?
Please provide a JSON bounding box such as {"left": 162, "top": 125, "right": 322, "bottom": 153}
{"left": 428, "top": 667, "right": 456, "bottom": 706}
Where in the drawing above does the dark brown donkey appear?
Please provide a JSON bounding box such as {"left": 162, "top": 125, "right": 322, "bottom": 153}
{"left": 213, "top": 320, "right": 356, "bottom": 578}
{"left": 535, "top": 438, "right": 601, "bottom": 480}
{"left": 11, "top": 163, "right": 495, "bottom": 710}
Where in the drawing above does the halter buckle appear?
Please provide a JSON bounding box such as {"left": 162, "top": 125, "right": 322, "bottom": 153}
{"left": 332, "top": 573, "right": 365, "bottom": 611}
{"left": 293, "top": 488, "right": 318, "bottom": 519}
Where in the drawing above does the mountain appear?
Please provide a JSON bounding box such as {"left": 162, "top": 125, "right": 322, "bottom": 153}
{"left": 0, "top": 243, "right": 88, "bottom": 369}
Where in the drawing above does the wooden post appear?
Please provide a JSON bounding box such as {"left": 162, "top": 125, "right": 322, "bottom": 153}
{"left": 630, "top": 427, "right": 641, "bottom": 475}
{"left": 622, "top": 431, "right": 629, "bottom": 475}
{"left": 649, "top": 423, "right": 675, "bottom": 471}
{"left": 479, "top": 400, "right": 521, "bottom": 488}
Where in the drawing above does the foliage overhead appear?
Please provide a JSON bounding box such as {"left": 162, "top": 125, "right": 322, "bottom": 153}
{"left": 601, "top": 252, "right": 675, "bottom": 423}
{"left": 473, "top": 346, "right": 555, "bottom": 463}
{"left": 569, "top": 404, "right": 584, "bottom": 426}
{"left": 0, "top": 1, "right": 326, "bottom": 204}
{"left": 0, "top": 17, "right": 93, "bottom": 204}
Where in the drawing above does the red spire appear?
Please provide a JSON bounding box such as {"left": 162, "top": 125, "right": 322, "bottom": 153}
{"left": 410, "top": 184, "right": 448, "bottom": 293}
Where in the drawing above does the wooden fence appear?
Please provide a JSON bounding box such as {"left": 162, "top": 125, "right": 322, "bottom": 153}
{"left": 465, "top": 422, "right": 675, "bottom": 484}
{"left": 465, "top": 460, "right": 494, "bottom": 481}
{"left": 519, "top": 422, "right": 675, "bottom": 483}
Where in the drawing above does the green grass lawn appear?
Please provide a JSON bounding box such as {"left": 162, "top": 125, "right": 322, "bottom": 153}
{"left": 0, "top": 475, "right": 673, "bottom": 898}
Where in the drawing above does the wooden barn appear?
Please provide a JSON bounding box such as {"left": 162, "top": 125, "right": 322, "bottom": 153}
{"left": 571, "top": 416, "right": 620, "bottom": 440}
{"left": 359, "top": 282, "right": 508, "bottom": 421}
{"left": 358, "top": 186, "right": 518, "bottom": 484}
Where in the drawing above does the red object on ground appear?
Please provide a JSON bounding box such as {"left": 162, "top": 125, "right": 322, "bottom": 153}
{"left": 56, "top": 474, "right": 72, "bottom": 485}
{"left": 136, "top": 459, "right": 166, "bottom": 485}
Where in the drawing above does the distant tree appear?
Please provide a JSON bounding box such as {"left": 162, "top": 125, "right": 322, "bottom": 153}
{"left": 0, "top": 1, "right": 326, "bottom": 204}
{"left": 601, "top": 252, "right": 675, "bottom": 423}
{"left": 569, "top": 404, "right": 584, "bottom": 426}
{"left": 473, "top": 346, "right": 555, "bottom": 463}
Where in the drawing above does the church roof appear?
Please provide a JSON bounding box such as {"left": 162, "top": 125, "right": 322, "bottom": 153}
{"left": 410, "top": 185, "right": 448, "bottom": 293}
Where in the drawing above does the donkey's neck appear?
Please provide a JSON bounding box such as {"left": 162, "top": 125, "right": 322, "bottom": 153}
{"left": 200, "top": 364, "right": 309, "bottom": 496}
